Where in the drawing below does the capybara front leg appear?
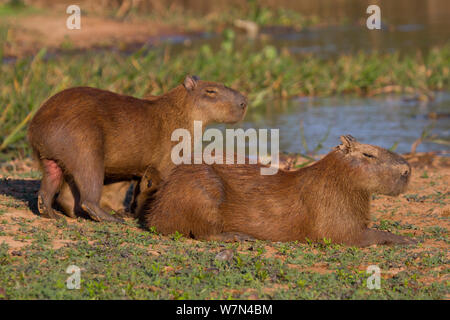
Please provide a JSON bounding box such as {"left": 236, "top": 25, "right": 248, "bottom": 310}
{"left": 38, "top": 159, "right": 64, "bottom": 220}
{"left": 131, "top": 167, "right": 161, "bottom": 216}
{"left": 205, "top": 232, "right": 255, "bottom": 242}
{"left": 71, "top": 156, "right": 123, "bottom": 223}
{"left": 359, "top": 228, "right": 416, "bottom": 246}
{"left": 78, "top": 180, "right": 124, "bottom": 223}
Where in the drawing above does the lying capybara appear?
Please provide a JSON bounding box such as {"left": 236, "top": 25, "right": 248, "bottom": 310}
{"left": 142, "top": 135, "right": 416, "bottom": 246}
{"left": 28, "top": 75, "right": 247, "bottom": 222}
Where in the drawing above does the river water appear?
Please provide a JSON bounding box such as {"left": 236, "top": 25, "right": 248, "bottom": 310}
{"left": 4, "top": 0, "right": 449, "bottom": 153}
{"left": 185, "top": 0, "right": 450, "bottom": 154}
{"left": 223, "top": 92, "right": 450, "bottom": 154}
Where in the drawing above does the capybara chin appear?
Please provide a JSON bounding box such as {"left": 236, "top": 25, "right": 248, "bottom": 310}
{"left": 142, "top": 135, "right": 415, "bottom": 246}
{"left": 28, "top": 75, "right": 247, "bottom": 222}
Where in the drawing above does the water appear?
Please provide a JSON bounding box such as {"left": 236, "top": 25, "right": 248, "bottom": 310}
{"left": 3, "top": 0, "right": 449, "bottom": 154}
{"left": 260, "top": 0, "right": 450, "bottom": 57}
{"left": 165, "top": 0, "right": 450, "bottom": 58}
{"left": 219, "top": 92, "right": 450, "bottom": 154}
{"left": 266, "top": 24, "right": 445, "bottom": 58}
{"left": 188, "top": 0, "right": 450, "bottom": 154}
{"left": 153, "top": 22, "right": 450, "bottom": 155}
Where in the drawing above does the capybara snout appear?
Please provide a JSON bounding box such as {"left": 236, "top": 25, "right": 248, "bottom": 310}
{"left": 186, "top": 76, "right": 247, "bottom": 124}
{"left": 337, "top": 135, "right": 411, "bottom": 196}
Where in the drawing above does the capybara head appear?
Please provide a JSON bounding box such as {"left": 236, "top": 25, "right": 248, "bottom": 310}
{"left": 336, "top": 135, "right": 411, "bottom": 196}
{"left": 183, "top": 75, "right": 247, "bottom": 123}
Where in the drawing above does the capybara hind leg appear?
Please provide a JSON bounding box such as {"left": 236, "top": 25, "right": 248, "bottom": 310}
{"left": 358, "top": 229, "right": 417, "bottom": 246}
{"left": 54, "top": 180, "right": 77, "bottom": 218}
{"left": 205, "top": 232, "right": 255, "bottom": 242}
{"left": 38, "top": 159, "right": 63, "bottom": 219}
{"left": 71, "top": 159, "right": 123, "bottom": 223}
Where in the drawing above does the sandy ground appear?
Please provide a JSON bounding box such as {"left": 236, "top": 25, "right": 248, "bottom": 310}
{"left": 0, "top": 152, "right": 448, "bottom": 299}
{"left": 2, "top": 9, "right": 196, "bottom": 58}
{"left": 0, "top": 152, "right": 448, "bottom": 250}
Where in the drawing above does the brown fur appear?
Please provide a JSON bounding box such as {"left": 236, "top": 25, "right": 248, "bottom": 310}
{"left": 54, "top": 93, "right": 163, "bottom": 218}
{"left": 55, "top": 180, "right": 133, "bottom": 218}
{"left": 142, "top": 136, "right": 415, "bottom": 246}
{"left": 28, "top": 76, "right": 247, "bottom": 222}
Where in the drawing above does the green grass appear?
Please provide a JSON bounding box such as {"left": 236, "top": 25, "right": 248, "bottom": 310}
{"left": 0, "top": 156, "right": 447, "bottom": 299}
{"left": 0, "top": 29, "right": 449, "bottom": 159}
{"left": 0, "top": 217, "right": 447, "bottom": 299}
{"left": 0, "top": 2, "right": 42, "bottom": 18}
{"left": 197, "top": 1, "right": 320, "bottom": 30}
{"left": 104, "top": 0, "right": 319, "bottom": 30}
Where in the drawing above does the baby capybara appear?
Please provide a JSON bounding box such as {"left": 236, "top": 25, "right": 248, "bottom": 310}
{"left": 28, "top": 76, "right": 247, "bottom": 222}
{"left": 142, "top": 135, "right": 416, "bottom": 246}
{"left": 55, "top": 180, "right": 132, "bottom": 219}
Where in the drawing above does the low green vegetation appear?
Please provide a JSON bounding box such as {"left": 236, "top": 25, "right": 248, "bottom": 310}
{"left": 93, "top": 0, "right": 319, "bottom": 30}
{"left": 0, "top": 3, "right": 36, "bottom": 17}
{"left": 1, "top": 32, "right": 449, "bottom": 159}
{"left": 0, "top": 0, "right": 448, "bottom": 302}
{"left": 0, "top": 216, "right": 447, "bottom": 299}
{"left": 0, "top": 168, "right": 447, "bottom": 300}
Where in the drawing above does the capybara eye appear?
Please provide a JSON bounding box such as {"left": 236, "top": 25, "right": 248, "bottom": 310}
{"left": 363, "top": 153, "right": 376, "bottom": 159}
{"left": 205, "top": 89, "right": 217, "bottom": 94}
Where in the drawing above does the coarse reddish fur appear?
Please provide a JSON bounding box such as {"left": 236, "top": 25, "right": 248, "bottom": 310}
{"left": 142, "top": 136, "right": 415, "bottom": 246}
{"left": 28, "top": 76, "right": 247, "bottom": 221}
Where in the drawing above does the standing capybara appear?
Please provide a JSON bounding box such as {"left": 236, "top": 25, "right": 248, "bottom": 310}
{"left": 54, "top": 93, "right": 162, "bottom": 218}
{"left": 141, "top": 135, "right": 416, "bottom": 246}
{"left": 28, "top": 75, "right": 247, "bottom": 222}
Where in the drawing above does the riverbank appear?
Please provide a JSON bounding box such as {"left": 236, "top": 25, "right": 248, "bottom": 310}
{"left": 0, "top": 1, "right": 319, "bottom": 59}
{"left": 1, "top": 36, "right": 449, "bottom": 158}
{"left": 0, "top": 152, "right": 448, "bottom": 299}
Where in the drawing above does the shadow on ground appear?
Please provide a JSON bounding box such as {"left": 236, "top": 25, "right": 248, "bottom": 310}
{"left": 0, "top": 178, "right": 40, "bottom": 215}
{"left": 0, "top": 177, "right": 140, "bottom": 222}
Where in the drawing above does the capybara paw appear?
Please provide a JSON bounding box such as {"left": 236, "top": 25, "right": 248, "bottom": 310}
{"left": 382, "top": 234, "right": 417, "bottom": 246}
{"left": 62, "top": 209, "right": 77, "bottom": 219}
{"left": 396, "top": 236, "right": 417, "bottom": 245}
{"left": 80, "top": 203, "right": 102, "bottom": 222}
{"left": 81, "top": 203, "right": 124, "bottom": 223}
{"left": 37, "top": 194, "right": 61, "bottom": 220}
{"left": 230, "top": 233, "right": 255, "bottom": 242}
{"left": 114, "top": 209, "right": 133, "bottom": 218}
{"left": 108, "top": 214, "right": 125, "bottom": 223}
{"left": 211, "top": 232, "right": 256, "bottom": 242}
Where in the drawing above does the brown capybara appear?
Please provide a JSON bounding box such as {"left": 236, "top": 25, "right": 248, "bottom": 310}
{"left": 54, "top": 93, "right": 162, "bottom": 218}
{"left": 142, "top": 135, "right": 416, "bottom": 246}
{"left": 28, "top": 75, "right": 247, "bottom": 222}
{"left": 55, "top": 166, "right": 157, "bottom": 218}
{"left": 54, "top": 180, "right": 133, "bottom": 218}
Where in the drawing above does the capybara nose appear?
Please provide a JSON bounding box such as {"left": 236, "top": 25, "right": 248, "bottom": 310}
{"left": 401, "top": 166, "right": 411, "bottom": 178}
{"left": 239, "top": 97, "right": 248, "bottom": 109}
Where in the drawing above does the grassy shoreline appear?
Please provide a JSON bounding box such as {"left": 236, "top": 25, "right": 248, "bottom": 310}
{"left": 0, "top": 153, "right": 448, "bottom": 299}
{"left": 1, "top": 36, "right": 449, "bottom": 158}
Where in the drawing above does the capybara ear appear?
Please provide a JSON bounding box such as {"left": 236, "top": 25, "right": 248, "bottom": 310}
{"left": 339, "top": 135, "right": 358, "bottom": 152}
{"left": 183, "top": 75, "right": 199, "bottom": 91}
